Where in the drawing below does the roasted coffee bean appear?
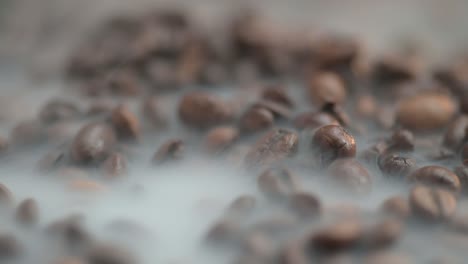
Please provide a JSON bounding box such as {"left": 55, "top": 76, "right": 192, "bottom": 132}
{"left": 327, "top": 159, "right": 372, "bottom": 194}
{"left": 454, "top": 166, "right": 468, "bottom": 193}
{"left": 381, "top": 196, "right": 410, "bottom": 218}
{"left": 203, "top": 126, "right": 239, "bottom": 154}
{"left": 141, "top": 96, "right": 168, "bottom": 129}
{"left": 321, "top": 103, "right": 351, "bottom": 128}
{"left": 253, "top": 100, "right": 293, "bottom": 120}
{"left": 245, "top": 128, "right": 298, "bottom": 168}
{"left": 10, "top": 120, "right": 46, "bottom": 148}
{"left": 362, "top": 218, "right": 403, "bottom": 249}
{"left": 289, "top": 192, "right": 321, "bottom": 218}
{"left": 16, "top": 198, "right": 39, "bottom": 225}
{"left": 102, "top": 152, "right": 127, "bottom": 179}
{"left": 443, "top": 115, "right": 468, "bottom": 151}
{"left": 0, "top": 233, "right": 21, "bottom": 258}
{"left": 46, "top": 215, "right": 93, "bottom": 251}
{"left": 152, "top": 139, "right": 184, "bottom": 164}
{"left": 39, "top": 99, "right": 81, "bottom": 124}
{"left": 378, "top": 154, "right": 416, "bottom": 179}
{"left": 310, "top": 125, "right": 356, "bottom": 168}
{"left": 239, "top": 106, "right": 274, "bottom": 133}
{"left": 86, "top": 243, "right": 137, "bottom": 264}
{"left": 312, "top": 35, "right": 361, "bottom": 69}
{"left": 71, "top": 123, "right": 117, "bottom": 165}
{"left": 388, "top": 129, "right": 414, "bottom": 152}
{"left": 227, "top": 195, "right": 256, "bottom": 216}
{"left": 261, "top": 87, "right": 294, "bottom": 108}
{"left": 396, "top": 92, "right": 456, "bottom": 131}
{"left": 409, "top": 185, "right": 457, "bottom": 221}
{"left": 0, "top": 183, "right": 12, "bottom": 206}
{"left": 308, "top": 221, "right": 362, "bottom": 252}
{"left": 293, "top": 112, "right": 339, "bottom": 130}
{"left": 308, "top": 72, "right": 346, "bottom": 107}
{"left": 407, "top": 166, "right": 461, "bottom": 193}
{"left": 111, "top": 105, "right": 140, "bottom": 141}
{"left": 178, "top": 92, "right": 233, "bottom": 129}
{"left": 373, "top": 54, "right": 421, "bottom": 83}
{"left": 257, "top": 168, "right": 300, "bottom": 200}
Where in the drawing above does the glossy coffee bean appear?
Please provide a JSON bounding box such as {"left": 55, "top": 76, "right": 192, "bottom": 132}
{"left": 110, "top": 105, "right": 140, "bottom": 141}
{"left": 71, "top": 123, "right": 117, "bottom": 165}
{"left": 152, "top": 139, "right": 184, "bottom": 164}
{"left": 309, "top": 221, "right": 362, "bottom": 252}
{"left": 311, "top": 125, "right": 356, "bottom": 168}
{"left": 407, "top": 166, "right": 460, "bottom": 193}
{"left": 409, "top": 185, "right": 457, "bottom": 221}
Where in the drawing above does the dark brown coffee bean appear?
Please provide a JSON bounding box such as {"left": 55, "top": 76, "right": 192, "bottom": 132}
{"left": 388, "top": 129, "right": 414, "bottom": 152}
{"left": 454, "top": 166, "right": 468, "bottom": 193}
{"left": 327, "top": 159, "right": 372, "bottom": 194}
{"left": 141, "top": 96, "right": 168, "bottom": 129}
{"left": 311, "top": 125, "right": 356, "bottom": 168}
{"left": 407, "top": 166, "right": 461, "bottom": 193}
{"left": 71, "top": 123, "right": 117, "bottom": 165}
{"left": 152, "top": 139, "right": 184, "bottom": 164}
{"left": 293, "top": 112, "right": 339, "bottom": 130}
{"left": 102, "top": 152, "right": 127, "bottom": 179}
{"left": 239, "top": 106, "right": 274, "bottom": 133}
{"left": 289, "top": 192, "right": 321, "bottom": 218}
{"left": 378, "top": 154, "right": 416, "bottom": 179}
{"left": 373, "top": 54, "right": 421, "bottom": 83}
{"left": 0, "top": 183, "right": 12, "bottom": 206}
{"left": 111, "top": 105, "right": 140, "bottom": 141}
{"left": 321, "top": 103, "right": 352, "bottom": 129}
{"left": 16, "top": 198, "right": 39, "bottom": 225}
{"left": 86, "top": 243, "right": 137, "bottom": 264}
{"left": 245, "top": 128, "right": 298, "bottom": 168}
{"left": 0, "top": 233, "right": 21, "bottom": 258}
{"left": 443, "top": 115, "right": 468, "bottom": 151}
{"left": 227, "top": 195, "right": 256, "bottom": 216}
{"left": 362, "top": 218, "right": 403, "bottom": 249}
{"left": 10, "top": 120, "right": 46, "bottom": 148}
{"left": 309, "top": 221, "right": 362, "bottom": 252}
{"left": 257, "top": 168, "right": 300, "bottom": 200}
{"left": 308, "top": 72, "right": 346, "bottom": 107}
{"left": 39, "top": 99, "right": 81, "bottom": 124}
{"left": 178, "top": 91, "right": 233, "bottom": 129}
{"left": 203, "top": 126, "right": 239, "bottom": 154}
{"left": 396, "top": 92, "right": 456, "bottom": 131}
{"left": 261, "top": 87, "right": 294, "bottom": 109}
{"left": 380, "top": 196, "right": 410, "bottom": 218}
{"left": 409, "top": 185, "right": 457, "bottom": 221}
{"left": 313, "top": 35, "right": 361, "bottom": 69}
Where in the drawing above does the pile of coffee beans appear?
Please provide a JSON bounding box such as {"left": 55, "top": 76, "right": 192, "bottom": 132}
{"left": 2, "top": 7, "right": 468, "bottom": 264}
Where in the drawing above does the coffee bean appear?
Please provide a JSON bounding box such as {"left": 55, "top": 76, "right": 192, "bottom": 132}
{"left": 10, "top": 120, "right": 46, "bottom": 148}
{"left": 327, "top": 159, "right": 372, "bottom": 194}
{"left": 227, "top": 195, "right": 256, "bottom": 216}
{"left": 378, "top": 153, "right": 416, "bottom": 179}
{"left": 141, "top": 96, "right": 168, "bottom": 129}
{"left": 309, "top": 221, "right": 362, "bottom": 252}
{"left": 407, "top": 166, "right": 460, "bottom": 193}
{"left": 311, "top": 125, "right": 356, "bottom": 168}
{"left": 362, "top": 218, "right": 402, "bottom": 249}
{"left": 443, "top": 115, "right": 468, "bottom": 151}
{"left": 396, "top": 92, "right": 456, "bottom": 131}
{"left": 257, "top": 168, "right": 300, "bottom": 200}
{"left": 388, "top": 129, "right": 414, "bottom": 152}
{"left": 253, "top": 100, "right": 293, "bottom": 120}
{"left": 308, "top": 72, "right": 346, "bottom": 107}
{"left": 203, "top": 126, "right": 239, "bottom": 154}
{"left": 454, "top": 166, "right": 468, "bottom": 193}
{"left": 110, "top": 105, "right": 140, "bottom": 141}
{"left": 245, "top": 128, "right": 298, "bottom": 168}
{"left": 71, "top": 123, "right": 116, "bottom": 165}
{"left": 409, "top": 185, "right": 457, "bottom": 221}
{"left": 239, "top": 106, "right": 274, "bottom": 133}
{"left": 178, "top": 92, "right": 233, "bottom": 129}
{"left": 16, "top": 198, "right": 39, "bottom": 226}
{"left": 102, "top": 152, "right": 127, "bottom": 179}
{"left": 293, "top": 112, "right": 339, "bottom": 130}
{"left": 261, "top": 87, "right": 294, "bottom": 109}
{"left": 373, "top": 54, "right": 421, "bottom": 83}
{"left": 46, "top": 215, "right": 93, "bottom": 251}
{"left": 86, "top": 243, "right": 137, "bottom": 264}
{"left": 289, "top": 192, "right": 321, "bottom": 218}
{"left": 39, "top": 99, "right": 81, "bottom": 124}
{"left": 152, "top": 139, "right": 184, "bottom": 164}
{"left": 0, "top": 233, "right": 21, "bottom": 258}
{"left": 380, "top": 196, "right": 410, "bottom": 218}
{"left": 313, "top": 35, "right": 361, "bottom": 69}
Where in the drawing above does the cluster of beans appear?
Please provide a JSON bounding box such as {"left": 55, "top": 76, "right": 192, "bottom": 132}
{"left": 0, "top": 7, "right": 468, "bottom": 264}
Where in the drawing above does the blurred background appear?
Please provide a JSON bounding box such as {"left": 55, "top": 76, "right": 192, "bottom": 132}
{"left": 1, "top": 0, "right": 468, "bottom": 76}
